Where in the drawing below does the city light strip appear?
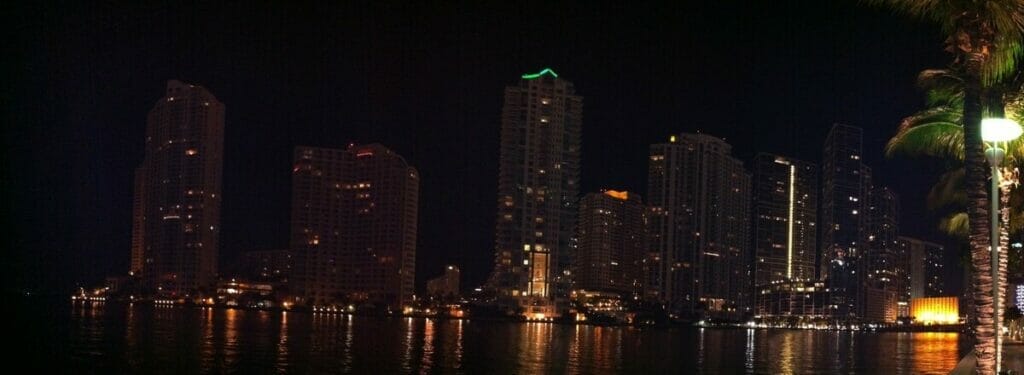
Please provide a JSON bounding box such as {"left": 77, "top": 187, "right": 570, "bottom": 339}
{"left": 787, "top": 164, "right": 795, "bottom": 279}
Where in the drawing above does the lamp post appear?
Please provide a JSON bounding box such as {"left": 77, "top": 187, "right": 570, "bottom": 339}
{"left": 981, "top": 117, "right": 1023, "bottom": 373}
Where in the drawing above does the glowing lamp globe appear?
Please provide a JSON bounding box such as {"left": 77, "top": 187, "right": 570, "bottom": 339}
{"left": 981, "top": 118, "right": 1023, "bottom": 142}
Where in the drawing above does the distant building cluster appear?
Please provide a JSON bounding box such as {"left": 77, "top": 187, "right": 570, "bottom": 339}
{"left": 123, "top": 72, "right": 950, "bottom": 323}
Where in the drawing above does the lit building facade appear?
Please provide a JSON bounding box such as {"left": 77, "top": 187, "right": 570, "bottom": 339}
{"left": 752, "top": 154, "right": 818, "bottom": 286}
{"left": 574, "top": 190, "right": 647, "bottom": 298}
{"left": 648, "top": 133, "right": 751, "bottom": 318}
{"left": 821, "top": 123, "right": 872, "bottom": 318}
{"left": 132, "top": 80, "right": 224, "bottom": 293}
{"left": 290, "top": 144, "right": 419, "bottom": 309}
{"left": 899, "top": 236, "right": 946, "bottom": 299}
{"left": 489, "top": 68, "right": 582, "bottom": 313}
{"left": 910, "top": 296, "right": 959, "bottom": 325}
{"left": 754, "top": 280, "right": 833, "bottom": 321}
{"left": 864, "top": 187, "right": 900, "bottom": 323}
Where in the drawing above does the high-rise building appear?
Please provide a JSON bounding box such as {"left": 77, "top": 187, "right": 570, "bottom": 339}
{"left": 574, "top": 190, "right": 648, "bottom": 298}
{"left": 864, "top": 187, "right": 901, "bottom": 322}
{"left": 752, "top": 154, "right": 818, "bottom": 287}
{"left": 426, "top": 265, "right": 461, "bottom": 298}
{"left": 821, "top": 123, "right": 872, "bottom": 318}
{"left": 648, "top": 133, "right": 751, "bottom": 318}
{"left": 132, "top": 80, "right": 224, "bottom": 292}
{"left": 290, "top": 144, "right": 419, "bottom": 309}
{"left": 489, "top": 68, "right": 582, "bottom": 314}
{"left": 130, "top": 169, "right": 146, "bottom": 276}
{"left": 899, "top": 237, "right": 946, "bottom": 299}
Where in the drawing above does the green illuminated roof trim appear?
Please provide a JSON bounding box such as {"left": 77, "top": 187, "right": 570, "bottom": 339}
{"left": 521, "top": 68, "right": 558, "bottom": 79}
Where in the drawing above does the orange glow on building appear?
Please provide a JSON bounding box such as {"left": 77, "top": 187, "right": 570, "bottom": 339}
{"left": 910, "top": 297, "right": 959, "bottom": 325}
{"left": 603, "top": 190, "right": 628, "bottom": 200}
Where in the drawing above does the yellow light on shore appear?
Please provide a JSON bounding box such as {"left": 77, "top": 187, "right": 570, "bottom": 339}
{"left": 910, "top": 297, "right": 959, "bottom": 325}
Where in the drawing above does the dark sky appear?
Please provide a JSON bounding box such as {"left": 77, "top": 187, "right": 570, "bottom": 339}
{"left": 4, "top": 1, "right": 960, "bottom": 294}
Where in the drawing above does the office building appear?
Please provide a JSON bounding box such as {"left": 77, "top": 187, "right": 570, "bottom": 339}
{"left": 899, "top": 237, "right": 946, "bottom": 299}
{"left": 752, "top": 154, "right": 818, "bottom": 286}
{"left": 821, "top": 123, "right": 872, "bottom": 318}
{"left": 864, "top": 187, "right": 901, "bottom": 323}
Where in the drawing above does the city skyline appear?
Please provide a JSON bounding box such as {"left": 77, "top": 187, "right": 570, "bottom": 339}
{"left": 103, "top": 78, "right": 946, "bottom": 322}
{"left": 9, "top": 2, "right": 1024, "bottom": 374}
{"left": 6, "top": 2, "right": 964, "bottom": 297}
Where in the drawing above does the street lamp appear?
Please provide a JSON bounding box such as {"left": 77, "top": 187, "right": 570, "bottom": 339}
{"left": 981, "top": 117, "right": 1023, "bottom": 373}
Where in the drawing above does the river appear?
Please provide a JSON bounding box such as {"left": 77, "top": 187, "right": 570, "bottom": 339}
{"left": 14, "top": 297, "right": 970, "bottom": 374}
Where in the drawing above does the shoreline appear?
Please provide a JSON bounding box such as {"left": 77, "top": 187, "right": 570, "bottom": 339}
{"left": 68, "top": 298, "right": 967, "bottom": 333}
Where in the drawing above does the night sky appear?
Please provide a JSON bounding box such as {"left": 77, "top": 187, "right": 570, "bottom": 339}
{"left": 5, "top": 1, "right": 959, "bottom": 294}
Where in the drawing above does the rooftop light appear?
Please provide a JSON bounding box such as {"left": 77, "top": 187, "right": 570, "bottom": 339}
{"left": 521, "top": 68, "right": 558, "bottom": 80}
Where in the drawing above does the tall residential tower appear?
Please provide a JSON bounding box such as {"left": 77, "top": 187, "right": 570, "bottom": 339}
{"left": 290, "top": 144, "right": 419, "bottom": 309}
{"left": 648, "top": 133, "right": 751, "bottom": 318}
{"left": 489, "top": 68, "right": 582, "bottom": 314}
{"left": 132, "top": 80, "right": 224, "bottom": 292}
{"left": 575, "top": 190, "right": 648, "bottom": 298}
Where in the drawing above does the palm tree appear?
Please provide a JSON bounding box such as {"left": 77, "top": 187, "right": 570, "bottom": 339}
{"left": 887, "top": 70, "right": 1024, "bottom": 238}
{"left": 869, "top": 1, "right": 1024, "bottom": 373}
{"left": 887, "top": 70, "right": 1023, "bottom": 374}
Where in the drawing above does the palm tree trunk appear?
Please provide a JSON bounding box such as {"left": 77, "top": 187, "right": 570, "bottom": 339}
{"left": 999, "top": 168, "right": 1017, "bottom": 341}
{"left": 965, "top": 78, "right": 995, "bottom": 374}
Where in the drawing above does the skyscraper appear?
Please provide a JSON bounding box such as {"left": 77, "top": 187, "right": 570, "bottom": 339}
{"left": 821, "top": 123, "right": 872, "bottom": 318}
{"left": 290, "top": 144, "right": 419, "bottom": 309}
{"left": 575, "top": 190, "right": 647, "bottom": 298}
{"left": 132, "top": 80, "right": 224, "bottom": 293}
{"left": 899, "top": 236, "right": 946, "bottom": 299}
{"left": 865, "top": 187, "right": 901, "bottom": 322}
{"left": 752, "top": 153, "right": 818, "bottom": 287}
{"left": 648, "top": 133, "right": 751, "bottom": 318}
{"left": 490, "top": 68, "right": 582, "bottom": 314}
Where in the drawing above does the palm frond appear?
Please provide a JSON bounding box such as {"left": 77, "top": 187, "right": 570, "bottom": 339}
{"left": 983, "top": 37, "right": 1024, "bottom": 87}
{"left": 885, "top": 120, "right": 964, "bottom": 160}
{"left": 980, "top": 0, "right": 1024, "bottom": 86}
{"left": 914, "top": 69, "right": 965, "bottom": 112}
{"left": 927, "top": 168, "right": 966, "bottom": 212}
{"left": 938, "top": 212, "right": 969, "bottom": 240}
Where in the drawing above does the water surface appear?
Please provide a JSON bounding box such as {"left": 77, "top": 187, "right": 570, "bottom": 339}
{"left": 15, "top": 299, "right": 970, "bottom": 374}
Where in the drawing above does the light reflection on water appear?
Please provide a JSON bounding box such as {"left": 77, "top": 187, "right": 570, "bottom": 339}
{"left": 63, "top": 303, "right": 968, "bottom": 374}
